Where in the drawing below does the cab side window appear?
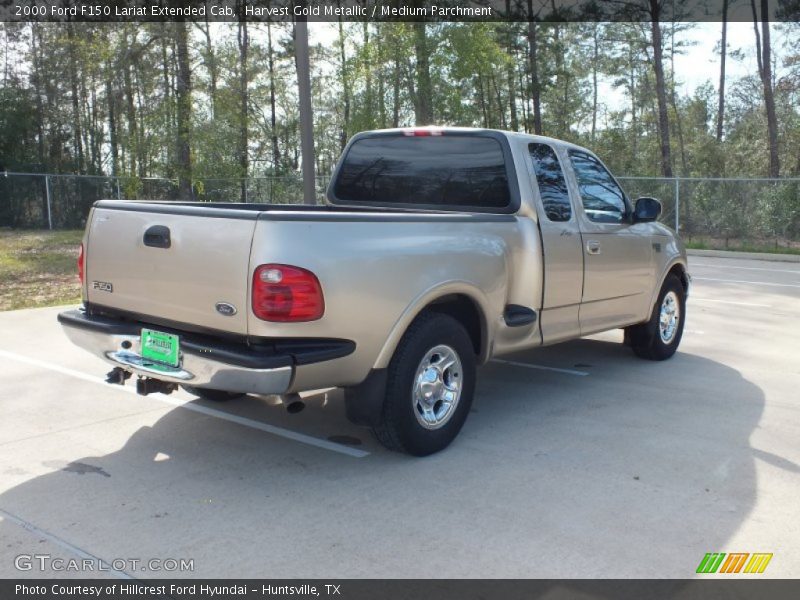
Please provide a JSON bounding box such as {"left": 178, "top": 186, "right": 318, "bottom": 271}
{"left": 529, "top": 143, "right": 571, "bottom": 222}
{"left": 568, "top": 151, "right": 628, "bottom": 223}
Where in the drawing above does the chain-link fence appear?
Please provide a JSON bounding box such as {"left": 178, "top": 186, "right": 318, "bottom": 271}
{"left": 0, "top": 173, "right": 331, "bottom": 230}
{"left": 2, "top": 172, "right": 799, "bottom": 249}
{"left": 617, "top": 176, "right": 800, "bottom": 250}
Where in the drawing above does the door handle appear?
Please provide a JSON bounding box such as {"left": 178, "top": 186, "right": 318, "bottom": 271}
{"left": 586, "top": 240, "right": 601, "bottom": 255}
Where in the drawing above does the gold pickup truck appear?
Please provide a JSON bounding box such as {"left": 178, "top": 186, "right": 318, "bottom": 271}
{"left": 59, "top": 127, "right": 689, "bottom": 455}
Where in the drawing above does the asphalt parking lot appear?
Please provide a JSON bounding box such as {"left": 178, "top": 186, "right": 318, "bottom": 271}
{"left": 1, "top": 254, "right": 798, "bottom": 579}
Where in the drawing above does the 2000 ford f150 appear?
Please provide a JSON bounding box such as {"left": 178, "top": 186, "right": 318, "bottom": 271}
{"left": 59, "top": 127, "right": 690, "bottom": 455}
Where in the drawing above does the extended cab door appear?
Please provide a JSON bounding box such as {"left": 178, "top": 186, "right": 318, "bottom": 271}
{"left": 565, "top": 150, "right": 654, "bottom": 334}
{"left": 528, "top": 143, "right": 584, "bottom": 344}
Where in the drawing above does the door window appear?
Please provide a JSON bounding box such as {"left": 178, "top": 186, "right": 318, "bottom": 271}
{"left": 529, "top": 143, "right": 572, "bottom": 222}
{"left": 568, "top": 151, "right": 628, "bottom": 223}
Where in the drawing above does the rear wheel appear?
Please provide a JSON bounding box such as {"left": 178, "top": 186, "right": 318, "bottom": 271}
{"left": 181, "top": 386, "right": 245, "bottom": 402}
{"left": 625, "top": 274, "right": 686, "bottom": 361}
{"left": 372, "top": 312, "right": 476, "bottom": 456}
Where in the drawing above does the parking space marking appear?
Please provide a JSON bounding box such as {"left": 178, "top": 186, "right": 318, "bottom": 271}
{"left": 691, "top": 263, "right": 800, "bottom": 275}
{"left": 694, "top": 277, "right": 800, "bottom": 289}
{"left": 0, "top": 508, "right": 134, "bottom": 580}
{"left": 0, "top": 349, "right": 369, "bottom": 458}
{"left": 691, "top": 298, "right": 772, "bottom": 308}
{"left": 490, "top": 359, "right": 589, "bottom": 376}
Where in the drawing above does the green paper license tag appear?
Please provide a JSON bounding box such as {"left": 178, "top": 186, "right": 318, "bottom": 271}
{"left": 140, "top": 329, "right": 180, "bottom": 367}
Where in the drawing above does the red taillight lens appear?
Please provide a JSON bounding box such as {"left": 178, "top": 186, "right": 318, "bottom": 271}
{"left": 403, "top": 129, "right": 443, "bottom": 137}
{"left": 77, "top": 243, "right": 85, "bottom": 284}
{"left": 252, "top": 264, "right": 324, "bottom": 322}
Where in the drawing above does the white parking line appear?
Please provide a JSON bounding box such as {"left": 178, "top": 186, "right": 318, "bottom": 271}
{"left": 490, "top": 359, "right": 589, "bottom": 376}
{"left": 692, "top": 263, "right": 800, "bottom": 275}
{"left": 0, "top": 508, "right": 134, "bottom": 580}
{"left": 0, "top": 349, "right": 369, "bottom": 458}
{"left": 694, "top": 277, "right": 800, "bottom": 289}
{"left": 691, "top": 298, "right": 772, "bottom": 308}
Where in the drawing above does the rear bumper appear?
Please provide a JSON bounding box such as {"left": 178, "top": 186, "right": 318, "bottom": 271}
{"left": 57, "top": 309, "right": 354, "bottom": 395}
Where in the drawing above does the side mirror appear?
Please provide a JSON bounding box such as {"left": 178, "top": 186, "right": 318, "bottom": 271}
{"left": 633, "top": 197, "right": 662, "bottom": 223}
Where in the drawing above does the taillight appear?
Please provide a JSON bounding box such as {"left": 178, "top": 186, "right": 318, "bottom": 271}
{"left": 252, "top": 264, "right": 324, "bottom": 322}
{"left": 77, "top": 243, "right": 84, "bottom": 284}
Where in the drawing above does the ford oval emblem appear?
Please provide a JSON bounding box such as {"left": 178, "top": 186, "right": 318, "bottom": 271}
{"left": 215, "top": 302, "right": 237, "bottom": 316}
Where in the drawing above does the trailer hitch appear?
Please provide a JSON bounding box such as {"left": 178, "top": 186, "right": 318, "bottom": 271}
{"left": 135, "top": 377, "right": 177, "bottom": 396}
{"left": 105, "top": 367, "right": 131, "bottom": 385}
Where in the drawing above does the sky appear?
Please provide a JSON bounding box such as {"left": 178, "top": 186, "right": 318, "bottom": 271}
{"left": 307, "top": 20, "right": 764, "bottom": 98}
{"left": 672, "top": 21, "right": 758, "bottom": 92}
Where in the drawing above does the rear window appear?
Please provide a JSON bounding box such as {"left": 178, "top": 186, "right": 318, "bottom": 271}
{"left": 332, "top": 135, "right": 512, "bottom": 209}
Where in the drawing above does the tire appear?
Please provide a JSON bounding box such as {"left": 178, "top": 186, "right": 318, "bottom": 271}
{"left": 625, "top": 274, "right": 686, "bottom": 361}
{"left": 372, "top": 311, "right": 476, "bottom": 456}
{"left": 181, "top": 386, "right": 245, "bottom": 402}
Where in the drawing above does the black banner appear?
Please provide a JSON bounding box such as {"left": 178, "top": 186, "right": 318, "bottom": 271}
{"left": 4, "top": 580, "right": 800, "bottom": 600}
{"left": 1, "top": 0, "right": 799, "bottom": 23}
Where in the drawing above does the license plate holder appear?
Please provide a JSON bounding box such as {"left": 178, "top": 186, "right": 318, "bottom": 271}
{"left": 140, "top": 329, "right": 180, "bottom": 367}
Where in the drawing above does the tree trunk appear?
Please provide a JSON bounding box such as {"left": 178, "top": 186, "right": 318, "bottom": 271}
{"left": 106, "top": 77, "right": 119, "bottom": 177}
{"left": 363, "top": 22, "right": 374, "bottom": 129}
{"left": 519, "top": 65, "right": 530, "bottom": 133}
{"left": 30, "top": 24, "right": 46, "bottom": 168}
{"left": 134, "top": 66, "right": 146, "bottom": 178}
{"left": 477, "top": 74, "right": 488, "bottom": 128}
{"left": 122, "top": 36, "right": 137, "bottom": 177}
{"left": 200, "top": 19, "right": 218, "bottom": 119}
{"left": 526, "top": 0, "right": 542, "bottom": 134}
{"left": 377, "top": 44, "right": 386, "bottom": 129}
{"left": 492, "top": 73, "right": 506, "bottom": 128}
{"left": 392, "top": 39, "right": 401, "bottom": 128}
{"left": 504, "top": 0, "right": 518, "bottom": 131}
{"left": 628, "top": 46, "right": 638, "bottom": 159}
{"left": 88, "top": 73, "right": 99, "bottom": 172}
{"left": 754, "top": 0, "right": 780, "bottom": 177}
{"left": 337, "top": 18, "right": 351, "bottom": 150}
{"left": 649, "top": 5, "right": 673, "bottom": 178}
{"left": 751, "top": 0, "right": 780, "bottom": 176}
{"left": 66, "top": 23, "right": 84, "bottom": 173}
{"left": 237, "top": 18, "right": 249, "bottom": 201}
{"left": 267, "top": 22, "right": 280, "bottom": 171}
{"left": 174, "top": 22, "right": 193, "bottom": 200}
{"left": 413, "top": 23, "right": 433, "bottom": 125}
{"left": 716, "top": 0, "right": 728, "bottom": 142}
{"left": 669, "top": 23, "right": 688, "bottom": 175}
{"left": 160, "top": 27, "right": 172, "bottom": 171}
{"left": 591, "top": 24, "right": 599, "bottom": 144}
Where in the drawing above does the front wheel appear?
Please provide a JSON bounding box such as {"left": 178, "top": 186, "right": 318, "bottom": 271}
{"left": 625, "top": 274, "right": 686, "bottom": 361}
{"left": 372, "top": 312, "right": 476, "bottom": 456}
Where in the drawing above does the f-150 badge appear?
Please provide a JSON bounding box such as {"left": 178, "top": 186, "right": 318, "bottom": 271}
{"left": 92, "top": 281, "right": 113, "bottom": 292}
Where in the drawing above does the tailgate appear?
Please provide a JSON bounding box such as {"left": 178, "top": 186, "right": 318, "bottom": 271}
{"left": 85, "top": 205, "right": 257, "bottom": 335}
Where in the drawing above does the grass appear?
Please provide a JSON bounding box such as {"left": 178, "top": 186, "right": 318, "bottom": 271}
{"left": 0, "top": 229, "right": 83, "bottom": 311}
{"left": 685, "top": 239, "right": 800, "bottom": 256}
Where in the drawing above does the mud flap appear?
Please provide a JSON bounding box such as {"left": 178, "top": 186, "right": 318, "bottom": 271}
{"left": 343, "top": 369, "right": 387, "bottom": 427}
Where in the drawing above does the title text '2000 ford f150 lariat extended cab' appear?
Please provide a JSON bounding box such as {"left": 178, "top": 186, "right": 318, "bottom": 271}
{"left": 59, "top": 127, "right": 690, "bottom": 455}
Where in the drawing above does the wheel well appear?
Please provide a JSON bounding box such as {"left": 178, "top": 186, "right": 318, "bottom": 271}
{"left": 668, "top": 263, "right": 689, "bottom": 292}
{"left": 426, "top": 294, "right": 484, "bottom": 359}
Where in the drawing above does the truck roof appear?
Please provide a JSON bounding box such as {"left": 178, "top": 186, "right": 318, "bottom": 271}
{"left": 359, "top": 126, "right": 591, "bottom": 155}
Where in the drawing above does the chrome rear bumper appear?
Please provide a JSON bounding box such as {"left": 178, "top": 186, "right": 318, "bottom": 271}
{"left": 59, "top": 310, "right": 293, "bottom": 395}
